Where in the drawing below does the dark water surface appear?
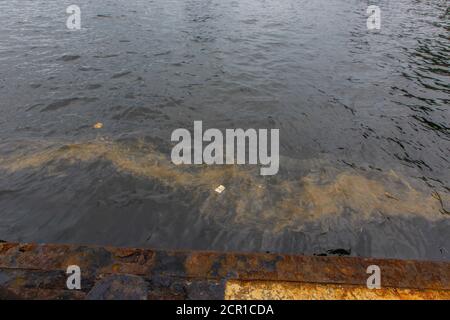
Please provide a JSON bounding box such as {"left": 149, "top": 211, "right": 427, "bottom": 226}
{"left": 0, "top": 0, "right": 449, "bottom": 260}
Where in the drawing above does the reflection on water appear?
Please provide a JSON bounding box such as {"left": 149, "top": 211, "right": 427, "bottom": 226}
{"left": 0, "top": 0, "right": 449, "bottom": 260}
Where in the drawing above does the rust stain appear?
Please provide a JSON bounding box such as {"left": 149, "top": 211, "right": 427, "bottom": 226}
{"left": 225, "top": 280, "right": 450, "bottom": 300}
{"left": 185, "top": 252, "right": 217, "bottom": 278}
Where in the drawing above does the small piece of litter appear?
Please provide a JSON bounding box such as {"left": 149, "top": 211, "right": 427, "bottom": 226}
{"left": 215, "top": 185, "right": 225, "bottom": 194}
{"left": 93, "top": 122, "right": 103, "bottom": 129}
{"left": 384, "top": 192, "right": 398, "bottom": 200}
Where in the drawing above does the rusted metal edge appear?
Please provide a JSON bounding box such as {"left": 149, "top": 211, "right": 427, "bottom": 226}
{"left": 0, "top": 242, "right": 449, "bottom": 300}
{"left": 225, "top": 280, "right": 450, "bottom": 300}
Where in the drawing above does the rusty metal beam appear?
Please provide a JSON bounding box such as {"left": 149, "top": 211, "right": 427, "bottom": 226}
{"left": 0, "top": 242, "right": 448, "bottom": 299}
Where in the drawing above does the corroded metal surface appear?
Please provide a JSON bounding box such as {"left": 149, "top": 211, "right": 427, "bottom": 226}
{"left": 0, "top": 242, "right": 449, "bottom": 300}
{"left": 225, "top": 280, "right": 450, "bottom": 300}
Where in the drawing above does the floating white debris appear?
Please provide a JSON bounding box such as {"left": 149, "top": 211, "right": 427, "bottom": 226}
{"left": 214, "top": 185, "right": 225, "bottom": 194}
{"left": 93, "top": 122, "right": 103, "bottom": 129}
